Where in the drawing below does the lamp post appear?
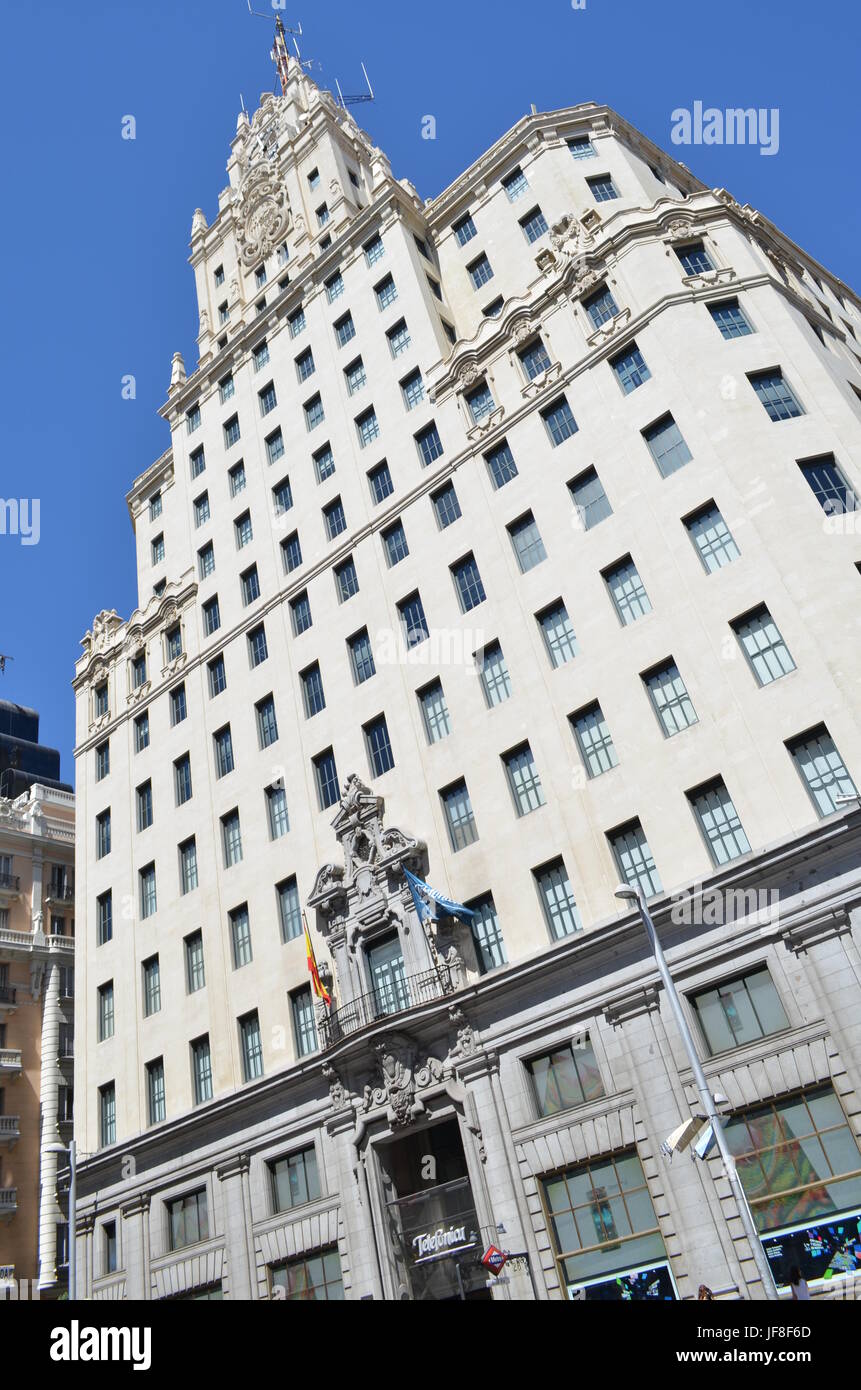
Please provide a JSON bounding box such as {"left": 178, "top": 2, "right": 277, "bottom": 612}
{"left": 614, "top": 884, "right": 779, "bottom": 1301}
{"left": 44, "top": 1139, "right": 76, "bottom": 1300}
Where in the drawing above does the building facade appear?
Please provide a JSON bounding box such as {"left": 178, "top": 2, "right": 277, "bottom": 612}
{"left": 72, "top": 53, "right": 861, "bottom": 1301}
{"left": 0, "top": 703, "right": 75, "bottom": 1296}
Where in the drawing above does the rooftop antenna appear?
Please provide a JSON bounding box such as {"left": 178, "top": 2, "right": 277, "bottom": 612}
{"left": 246, "top": 2, "right": 302, "bottom": 95}
{"left": 0, "top": 654, "right": 13, "bottom": 675}
{"left": 334, "top": 62, "right": 375, "bottom": 110}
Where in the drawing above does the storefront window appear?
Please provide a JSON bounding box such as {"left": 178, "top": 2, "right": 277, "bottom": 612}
{"left": 270, "top": 1247, "right": 344, "bottom": 1301}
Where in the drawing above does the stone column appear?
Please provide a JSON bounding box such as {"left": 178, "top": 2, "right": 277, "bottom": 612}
{"left": 37, "top": 956, "right": 61, "bottom": 1290}
{"left": 120, "top": 1193, "right": 151, "bottom": 1300}
{"left": 215, "top": 1153, "right": 254, "bottom": 1300}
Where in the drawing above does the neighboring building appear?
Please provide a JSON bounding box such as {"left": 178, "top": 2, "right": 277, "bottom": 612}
{"left": 72, "top": 43, "right": 861, "bottom": 1301}
{"left": 0, "top": 702, "right": 74, "bottom": 1296}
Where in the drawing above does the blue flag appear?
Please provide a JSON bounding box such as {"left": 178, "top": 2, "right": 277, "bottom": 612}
{"left": 403, "top": 867, "right": 475, "bottom": 925}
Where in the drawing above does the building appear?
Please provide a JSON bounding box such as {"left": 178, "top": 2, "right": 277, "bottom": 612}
{"left": 0, "top": 702, "right": 75, "bottom": 1296}
{"left": 72, "top": 38, "right": 861, "bottom": 1301}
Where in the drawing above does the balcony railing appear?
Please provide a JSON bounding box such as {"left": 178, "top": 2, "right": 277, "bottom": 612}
{"left": 0, "top": 1049, "right": 22, "bottom": 1072}
{"left": 320, "top": 964, "right": 453, "bottom": 1047}
{"left": 46, "top": 883, "right": 75, "bottom": 905}
{"left": 0, "top": 1116, "right": 20, "bottom": 1142}
{"left": 0, "top": 986, "right": 16, "bottom": 1006}
{"left": 0, "top": 1189, "right": 17, "bottom": 1217}
{"left": 0, "top": 874, "right": 20, "bottom": 893}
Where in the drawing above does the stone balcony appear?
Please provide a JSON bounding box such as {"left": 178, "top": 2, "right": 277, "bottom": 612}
{"left": 0, "top": 1049, "right": 22, "bottom": 1075}
{"left": 0, "top": 873, "right": 21, "bottom": 902}
{"left": 0, "top": 1189, "right": 17, "bottom": 1220}
{"left": 0, "top": 1116, "right": 20, "bottom": 1146}
{"left": 0, "top": 984, "right": 17, "bottom": 1013}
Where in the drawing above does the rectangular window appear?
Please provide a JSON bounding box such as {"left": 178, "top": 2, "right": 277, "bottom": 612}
{"left": 508, "top": 512, "right": 547, "bottom": 572}
{"left": 256, "top": 693, "right": 279, "bottom": 748}
{"left": 416, "top": 421, "right": 443, "bottom": 467}
{"left": 798, "top": 454, "right": 858, "bottom": 515}
{"left": 186, "top": 933, "right": 205, "bottom": 994}
{"left": 208, "top": 654, "right": 226, "bottom": 697}
{"left": 334, "top": 312, "right": 355, "bottom": 348}
{"left": 398, "top": 592, "right": 429, "bottom": 648}
{"left": 709, "top": 298, "right": 753, "bottom": 339}
{"left": 467, "top": 893, "right": 506, "bottom": 973}
{"left": 502, "top": 166, "right": 529, "bottom": 200}
{"left": 323, "top": 497, "right": 347, "bottom": 541}
{"left": 131, "top": 653, "right": 147, "bottom": 690}
{"left": 139, "top": 863, "right": 157, "bottom": 919}
{"left": 151, "top": 533, "right": 165, "bottom": 565}
{"left": 334, "top": 557, "right": 359, "bottom": 602}
{"left": 136, "top": 780, "right": 153, "bottom": 831}
{"left": 453, "top": 213, "right": 477, "bottom": 245}
{"left": 568, "top": 467, "right": 612, "bottom": 531}
{"left": 356, "top": 407, "right": 380, "bottom": 448}
{"left": 541, "top": 397, "right": 578, "bottom": 445}
{"left": 291, "top": 592, "right": 312, "bottom": 635}
{"left": 466, "top": 382, "right": 495, "bottom": 424}
{"left": 567, "top": 135, "right": 596, "bottom": 159}
{"left": 365, "top": 714, "right": 394, "bottom": 776}
{"left": 288, "top": 306, "right": 306, "bottom": 338}
{"left": 611, "top": 343, "right": 651, "bottom": 394}
{"left": 604, "top": 556, "right": 651, "bottom": 625}
{"left": 468, "top": 254, "right": 494, "bottom": 290}
{"left": 748, "top": 369, "right": 804, "bottom": 421}
{"left": 535, "top": 859, "right": 582, "bottom": 941}
{"left": 214, "top": 725, "right": 235, "bottom": 778}
{"left": 375, "top": 274, "right": 398, "bottom": 309}
{"left": 270, "top": 1147, "right": 321, "bottom": 1213}
{"left": 689, "top": 778, "right": 751, "bottom": 865}
{"left": 149, "top": 493, "right": 162, "bottom": 520}
{"left": 485, "top": 440, "right": 518, "bottom": 489}
{"left": 387, "top": 319, "right": 411, "bottom": 358}
{"left": 198, "top": 542, "right": 215, "bottom": 579}
{"left": 248, "top": 623, "right": 269, "bottom": 666}
{"left": 252, "top": 340, "right": 270, "bottom": 371}
{"left": 313, "top": 749, "right": 339, "bottom": 811}
{"left": 221, "top": 810, "right": 243, "bottom": 867}
{"left": 277, "top": 877, "right": 302, "bottom": 942}
{"left": 441, "top": 779, "right": 478, "bottom": 851}
{"left": 685, "top": 503, "right": 740, "bottom": 572}
{"left": 520, "top": 207, "right": 548, "bottom": 244}
{"left": 219, "top": 373, "right": 235, "bottom": 403}
{"left": 401, "top": 368, "right": 425, "bottom": 411}
{"left": 230, "top": 906, "right": 253, "bottom": 970}
{"left": 143, "top": 956, "right": 161, "bottom": 1017}
{"left": 527, "top": 1037, "right": 602, "bottom": 1116}
{"left": 643, "top": 413, "right": 692, "bottom": 478}
{"left": 170, "top": 683, "right": 187, "bottom": 725}
{"left": 483, "top": 297, "right": 504, "bottom": 319}
{"left": 348, "top": 629, "right": 376, "bottom": 685}
{"left": 228, "top": 461, "right": 246, "bottom": 497}
{"left": 190, "top": 1037, "right": 211, "bottom": 1103}
{"left": 94, "top": 683, "right": 109, "bottom": 718}
{"left": 518, "top": 339, "right": 552, "bottom": 382}
{"left": 186, "top": 405, "right": 201, "bottom": 434}
{"left": 270, "top": 1249, "right": 343, "bottom": 1301}
{"left": 692, "top": 968, "right": 790, "bottom": 1056}
{"left": 787, "top": 725, "right": 857, "bottom": 817}
{"left": 364, "top": 233, "right": 384, "bottom": 265}
{"left": 538, "top": 601, "right": 579, "bottom": 668}
{"left": 382, "top": 520, "right": 409, "bottom": 567}
{"left": 451, "top": 553, "right": 486, "bottom": 611}
{"left": 224, "top": 415, "right": 240, "bottom": 448}
{"left": 241, "top": 565, "right": 260, "bottom": 606}
{"left": 571, "top": 702, "right": 618, "bottom": 779}
{"left": 96, "top": 741, "right": 110, "bottom": 781}
{"left": 675, "top": 241, "right": 714, "bottom": 276}
{"left": 316, "top": 204, "right": 330, "bottom": 228}
{"left": 609, "top": 820, "right": 662, "bottom": 897}
{"left": 324, "top": 272, "right": 344, "bottom": 304}
{"left": 272, "top": 476, "right": 293, "bottom": 516}
{"left": 202, "top": 595, "right": 220, "bottom": 635}
{"left": 99, "top": 1083, "right": 116, "bottom": 1148}
{"left": 168, "top": 1190, "right": 209, "bottom": 1250}
{"left": 587, "top": 173, "right": 618, "bottom": 202}
{"left": 97, "top": 890, "right": 112, "bottom": 945}
{"left": 282, "top": 530, "right": 302, "bottom": 573}
{"left": 418, "top": 679, "right": 451, "bottom": 744}
{"left": 732, "top": 605, "right": 795, "bottom": 685}
{"left": 98, "top": 981, "right": 115, "bottom": 1042}
{"left": 477, "top": 640, "right": 511, "bottom": 708}
{"left": 266, "top": 428, "right": 285, "bottom": 464}
{"left": 583, "top": 284, "right": 619, "bottom": 329}
{"left": 96, "top": 809, "right": 111, "bottom": 859}
{"left": 432, "top": 481, "right": 461, "bottom": 530}
{"left": 147, "top": 1058, "right": 166, "bottom": 1124}
{"left": 266, "top": 784, "right": 289, "bottom": 840}
{"left": 368, "top": 460, "right": 394, "bottom": 504}
{"left": 291, "top": 987, "right": 318, "bottom": 1058}
{"left": 304, "top": 394, "right": 325, "bottom": 431}
{"left": 643, "top": 659, "right": 698, "bottom": 736}
{"left": 300, "top": 664, "right": 325, "bottom": 719}
{"left": 503, "top": 742, "right": 545, "bottom": 816}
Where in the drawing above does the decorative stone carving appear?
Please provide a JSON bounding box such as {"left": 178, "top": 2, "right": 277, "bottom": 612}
{"left": 360, "top": 1033, "right": 444, "bottom": 1128}
{"left": 322, "top": 1060, "right": 349, "bottom": 1109}
{"left": 456, "top": 361, "right": 482, "bottom": 388}
{"left": 84, "top": 610, "right": 122, "bottom": 657}
{"left": 235, "top": 161, "right": 292, "bottom": 267}
{"left": 549, "top": 212, "right": 581, "bottom": 259}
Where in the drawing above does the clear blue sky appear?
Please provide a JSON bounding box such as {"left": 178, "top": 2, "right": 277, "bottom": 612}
{"left": 1, "top": 0, "right": 859, "bottom": 779}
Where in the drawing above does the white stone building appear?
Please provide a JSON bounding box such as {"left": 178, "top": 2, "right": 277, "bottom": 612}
{"left": 72, "top": 50, "right": 861, "bottom": 1301}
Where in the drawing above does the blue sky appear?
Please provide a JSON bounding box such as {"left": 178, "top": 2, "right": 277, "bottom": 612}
{"left": 1, "top": 0, "right": 858, "bottom": 778}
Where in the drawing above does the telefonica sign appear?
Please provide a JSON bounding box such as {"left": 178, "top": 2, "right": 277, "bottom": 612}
{"left": 412, "top": 1224, "right": 470, "bottom": 1259}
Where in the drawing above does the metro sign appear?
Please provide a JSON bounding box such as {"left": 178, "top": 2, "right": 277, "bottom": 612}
{"left": 481, "top": 1245, "right": 508, "bottom": 1276}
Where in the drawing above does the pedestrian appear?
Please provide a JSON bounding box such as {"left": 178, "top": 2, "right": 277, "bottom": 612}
{"left": 788, "top": 1265, "right": 811, "bottom": 1300}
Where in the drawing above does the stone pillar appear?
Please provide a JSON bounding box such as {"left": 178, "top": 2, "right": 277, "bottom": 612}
{"left": 37, "top": 957, "right": 61, "bottom": 1289}
{"left": 215, "top": 1153, "right": 254, "bottom": 1300}
{"left": 120, "top": 1193, "right": 151, "bottom": 1300}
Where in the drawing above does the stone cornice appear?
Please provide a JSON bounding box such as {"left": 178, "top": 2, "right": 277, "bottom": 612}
{"left": 74, "top": 571, "right": 198, "bottom": 693}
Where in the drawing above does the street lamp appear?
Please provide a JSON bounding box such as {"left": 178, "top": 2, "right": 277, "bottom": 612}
{"left": 44, "top": 1139, "right": 76, "bottom": 1301}
{"left": 614, "top": 884, "right": 779, "bottom": 1301}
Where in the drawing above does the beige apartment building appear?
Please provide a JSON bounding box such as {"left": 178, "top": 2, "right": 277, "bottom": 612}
{"left": 0, "top": 702, "right": 75, "bottom": 1296}
{"left": 72, "top": 50, "right": 861, "bottom": 1301}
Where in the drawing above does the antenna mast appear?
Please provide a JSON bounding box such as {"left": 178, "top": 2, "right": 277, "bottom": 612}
{"left": 334, "top": 62, "right": 375, "bottom": 110}
{"left": 246, "top": 2, "right": 303, "bottom": 96}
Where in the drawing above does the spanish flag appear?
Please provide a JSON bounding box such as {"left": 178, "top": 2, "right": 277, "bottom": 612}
{"left": 303, "top": 914, "right": 331, "bottom": 1005}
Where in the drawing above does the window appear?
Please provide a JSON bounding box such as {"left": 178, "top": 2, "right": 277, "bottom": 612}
{"left": 643, "top": 660, "right": 698, "bottom": 736}
{"left": 787, "top": 725, "right": 857, "bottom": 817}
{"left": 568, "top": 467, "right": 611, "bottom": 531}
{"left": 277, "top": 878, "right": 302, "bottom": 942}
{"left": 520, "top": 207, "right": 548, "bottom": 244}
{"left": 288, "top": 306, "right": 306, "bottom": 338}
{"left": 675, "top": 241, "right": 714, "bottom": 276}
{"left": 685, "top": 503, "right": 740, "bottom": 572}
{"left": 272, "top": 476, "right": 293, "bottom": 515}
{"left": 190, "top": 1036, "right": 211, "bottom": 1102}
{"left": 691, "top": 968, "right": 790, "bottom": 1056}
{"left": 202, "top": 596, "right": 220, "bottom": 635}
{"left": 567, "top": 134, "right": 596, "bottom": 159}
{"left": 214, "top": 266, "right": 224, "bottom": 287}
{"left": 518, "top": 340, "right": 552, "bottom": 381}
{"left": 502, "top": 165, "right": 529, "bottom": 201}
{"left": 147, "top": 1058, "right": 166, "bottom": 1124}
{"left": 468, "top": 254, "right": 494, "bottom": 290}
{"left": 571, "top": 701, "right": 618, "bottom": 778}
{"left": 214, "top": 725, "right": 234, "bottom": 778}
{"left": 139, "top": 863, "right": 157, "bottom": 919}
{"left": 520, "top": 1033, "right": 601, "bottom": 1134}
{"left": 368, "top": 460, "right": 393, "bottom": 504}
{"left": 334, "top": 312, "right": 355, "bottom": 348}
{"left": 643, "top": 413, "right": 692, "bottom": 478}
{"left": 208, "top": 654, "right": 226, "bottom": 697}
{"left": 266, "top": 784, "right": 289, "bottom": 840}
{"left": 255, "top": 263, "right": 267, "bottom": 288}
{"left": 709, "top": 298, "right": 753, "bottom": 339}
{"left": 304, "top": 394, "right": 325, "bottom": 431}
{"left": 541, "top": 396, "right": 578, "bottom": 445}
{"left": 186, "top": 404, "right": 201, "bottom": 434}
{"left": 313, "top": 443, "right": 336, "bottom": 483}
{"left": 219, "top": 372, "right": 235, "bottom": 404}
{"left": 94, "top": 682, "right": 109, "bottom": 718}
{"left": 98, "top": 981, "right": 114, "bottom": 1042}
{"left": 365, "top": 715, "right": 394, "bottom": 776}
{"left": 324, "top": 272, "right": 344, "bottom": 304}
{"left": 401, "top": 369, "right": 424, "bottom": 411}
{"left": 383, "top": 520, "right": 409, "bottom": 567}
{"left": 307, "top": 166, "right": 320, "bottom": 190}
{"left": 298, "top": 664, "right": 324, "bottom": 719}
{"left": 582, "top": 284, "right": 619, "bottom": 330}
{"left": 96, "top": 741, "right": 110, "bottom": 781}
{"left": 398, "top": 592, "right": 429, "bottom": 648}
{"left": 151, "top": 533, "right": 165, "bottom": 565}
{"left": 218, "top": 301, "right": 229, "bottom": 325}
{"left": 432, "top": 481, "right": 461, "bottom": 529}
{"left": 451, "top": 553, "right": 486, "bottom": 611}
{"left": 170, "top": 683, "right": 187, "bottom": 726}
{"left": 348, "top": 629, "right": 376, "bottom": 686}
{"left": 228, "top": 461, "right": 246, "bottom": 497}
{"left": 96, "top": 809, "right": 111, "bottom": 859}
{"left": 291, "top": 987, "right": 318, "bottom": 1057}
{"left": 345, "top": 357, "right": 367, "bottom": 395}
{"left": 375, "top": 274, "right": 398, "bottom": 310}
{"left": 609, "top": 820, "right": 662, "bottom": 897}
{"left": 186, "top": 933, "right": 205, "bottom": 994}
{"left": 503, "top": 743, "right": 545, "bottom": 816}
{"left": 168, "top": 1189, "right": 209, "bottom": 1251}
{"left": 291, "top": 592, "right": 312, "bottom": 634}
{"left": 364, "top": 233, "right": 384, "bottom": 265}
{"left": 417, "top": 679, "right": 451, "bottom": 744}
{"left": 334, "top": 557, "right": 359, "bottom": 603}
{"left": 282, "top": 531, "right": 302, "bottom": 573}
{"left": 485, "top": 446, "right": 515, "bottom": 498}
{"left": 538, "top": 601, "right": 579, "bottom": 667}
{"left": 483, "top": 296, "right": 504, "bottom": 319}
{"left": 136, "top": 780, "right": 153, "bottom": 831}
{"left": 477, "top": 640, "right": 511, "bottom": 708}
{"left": 316, "top": 204, "right": 330, "bottom": 228}
{"left": 604, "top": 556, "right": 651, "bottom": 626}
{"left": 248, "top": 623, "right": 268, "bottom": 666}
{"left": 465, "top": 383, "right": 495, "bottom": 427}
{"left": 453, "top": 213, "right": 477, "bottom": 246}
{"left": 386, "top": 319, "right": 411, "bottom": 358}
{"left": 99, "top": 1083, "right": 116, "bottom": 1147}
{"left": 467, "top": 894, "right": 506, "bottom": 972}
{"left": 143, "top": 956, "right": 161, "bottom": 1017}
{"left": 241, "top": 565, "right": 260, "bottom": 606}
{"left": 611, "top": 343, "right": 651, "bottom": 394}
{"left": 130, "top": 652, "right": 147, "bottom": 691}
{"left": 198, "top": 541, "right": 215, "bottom": 580}
{"left": 535, "top": 860, "right": 582, "bottom": 940}
{"left": 748, "top": 369, "right": 804, "bottom": 421}
{"left": 441, "top": 319, "right": 457, "bottom": 345}
{"left": 323, "top": 497, "right": 347, "bottom": 541}
{"left": 356, "top": 407, "right": 380, "bottom": 448}
{"left": 224, "top": 414, "right": 240, "bottom": 448}
{"left": 294, "top": 347, "right": 315, "bottom": 384}
{"left": 252, "top": 340, "right": 270, "bottom": 371}
{"left": 508, "top": 513, "right": 547, "bottom": 572}
{"left": 97, "top": 890, "right": 112, "bottom": 945}
{"left": 415, "top": 421, "right": 443, "bottom": 467}
{"left": 587, "top": 173, "right": 618, "bottom": 202}
{"left": 799, "top": 455, "right": 858, "bottom": 515}
{"left": 732, "top": 605, "right": 795, "bottom": 685}
{"left": 266, "top": 428, "right": 285, "bottom": 464}
{"left": 270, "top": 1146, "right": 321, "bottom": 1213}
{"left": 313, "top": 749, "right": 339, "bottom": 811}
{"left": 271, "top": 1248, "right": 343, "bottom": 1301}
{"left": 230, "top": 906, "right": 253, "bottom": 970}
{"left": 441, "top": 779, "right": 478, "bottom": 851}
{"left": 221, "top": 810, "right": 243, "bottom": 868}
{"left": 689, "top": 778, "right": 751, "bottom": 865}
